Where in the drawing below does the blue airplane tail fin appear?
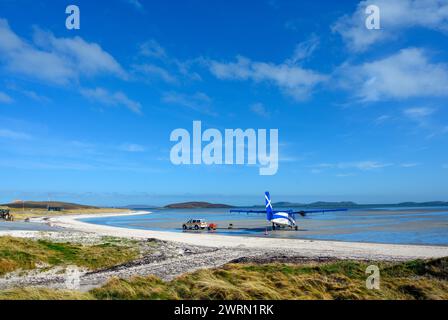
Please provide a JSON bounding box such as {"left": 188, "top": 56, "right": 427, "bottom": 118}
{"left": 265, "top": 192, "right": 273, "bottom": 221}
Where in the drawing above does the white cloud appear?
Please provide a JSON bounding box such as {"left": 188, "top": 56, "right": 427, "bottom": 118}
{"left": 404, "top": 107, "right": 435, "bottom": 119}
{"left": 404, "top": 107, "right": 435, "bottom": 117}
{"left": 311, "top": 163, "right": 334, "bottom": 169}
{"left": 402, "top": 107, "right": 448, "bottom": 138}
{"left": 250, "top": 103, "right": 270, "bottom": 118}
{"left": 288, "top": 34, "right": 320, "bottom": 64}
{"left": 400, "top": 163, "right": 420, "bottom": 168}
{"left": 374, "top": 114, "right": 391, "bottom": 125}
{"left": 0, "top": 91, "right": 13, "bottom": 104}
{"left": 284, "top": 19, "right": 302, "bottom": 32}
{"left": 311, "top": 161, "right": 392, "bottom": 171}
{"left": 0, "top": 19, "right": 125, "bottom": 85}
{"left": 337, "top": 48, "right": 448, "bottom": 101}
{"left": 403, "top": 107, "right": 436, "bottom": 128}
{"left": 34, "top": 28, "right": 126, "bottom": 78}
{"left": 139, "top": 39, "right": 167, "bottom": 59}
{"left": 136, "top": 40, "right": 201, "bottom": 82}
{"left": 336, "top": 173, "right": 356, "bottom": 177}
{"left": 340, "top": 161, "right": 393, "bottom": 170}
{"left": 0, "top": 129, "right": 31, "bottom": 140}
{"left": 125, "top": 0, "right": 144, "bottom": 11}
{"left": 6, "top": 83, "right": 51, "bottom": 103}
{"left": 174, "top": 59, "right": 203, "bottom": 81}
{"left": 132, "top": 63, "right": 177, "bottom": 83}
{"left": 20, "top": 89, "right": 51, "bottom": 103}
{"left": 162, "top": 91, "right": 216, "bottom": 116}
{"left": 333, "top": 0, "right": 448, "bottom": 52}
{"left": 120, "top": 143, "right": 145, "bottom": 152}
{"left": 80, "top": 88, "right": 142, "bottom": 114}
{"left": 209, "top": 55, "right": 327, "bottom": 101}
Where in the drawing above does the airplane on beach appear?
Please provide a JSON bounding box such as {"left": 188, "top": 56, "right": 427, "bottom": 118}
{"left": 230, "top": 192, "right": 347, "bottom": 231}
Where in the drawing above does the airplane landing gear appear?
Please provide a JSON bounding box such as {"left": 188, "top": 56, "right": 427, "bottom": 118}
{"left": 295, "top": 226, "right": 298, "bottom": 231}
{"left": 272, "top": 223, "right": 276, "bottom": 231}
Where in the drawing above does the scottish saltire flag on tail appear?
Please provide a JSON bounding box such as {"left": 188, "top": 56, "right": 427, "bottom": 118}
{"left": 265, "top": 191, "right": 273, "bottom": 221}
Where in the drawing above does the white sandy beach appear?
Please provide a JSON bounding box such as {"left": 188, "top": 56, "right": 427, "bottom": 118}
{"left": 41, "top": 211, "right": 448, "bottom": 261}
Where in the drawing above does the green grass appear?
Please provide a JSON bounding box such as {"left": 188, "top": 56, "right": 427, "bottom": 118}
{"left": 89, "top": 258, "right": 448, "bottom": 300}
{"left": 1, "top": 239, "right": 447, "bottom": 300}
{"left": 0, "top": 288, "right": 92, "bottom": 300}
{"left": 0, "top": 236, "right": 139, "bottom": 275}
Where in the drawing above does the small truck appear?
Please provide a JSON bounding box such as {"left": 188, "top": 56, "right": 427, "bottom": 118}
{"left": 182, "top": 219, "right": 217, "bottom": 231}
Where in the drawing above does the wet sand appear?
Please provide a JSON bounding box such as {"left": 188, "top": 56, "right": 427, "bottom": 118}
{"left": 46, "top": 211, "right": 448, "bottom": 261}
{"left": 0, "top": 221, "right": 65, "bottom": 232}
{"left": 80, "top": 208, "right": 448, "bottom": 245}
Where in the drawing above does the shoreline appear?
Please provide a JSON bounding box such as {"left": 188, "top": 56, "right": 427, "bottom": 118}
{"left": 43, "top": 211, "right": 448, "bottom": 261}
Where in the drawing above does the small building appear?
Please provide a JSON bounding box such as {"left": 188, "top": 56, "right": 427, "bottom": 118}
{"left": 48, "top": 206, "right": 63, "bottom": 212}
{"left": 0, "top": 209, "right": 13, "bottom": 221}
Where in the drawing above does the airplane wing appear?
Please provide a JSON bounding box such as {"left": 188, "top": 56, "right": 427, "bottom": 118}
{"left": 293, "top": 208, "right": 348, "bottom": 217}
{"left": 231, "top": 208, "right": 348, "bottom": 216}
{"left": 230, "top": 209, "right": 266, "bottom": 214}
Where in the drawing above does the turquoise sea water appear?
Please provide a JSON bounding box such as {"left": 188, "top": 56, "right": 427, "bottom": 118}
{"left": 80, "top": 207, "right": 448, "bottom": 246}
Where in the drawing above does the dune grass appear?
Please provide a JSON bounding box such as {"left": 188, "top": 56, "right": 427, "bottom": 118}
{"left": 1, "top": 246, "right": 447, "bottom": 300}
{"left": 89, "top": 258, "right": 448, "bottom": 300}
{"left": 0, "top": 236, "right": 138, "bottom": 275}
{"left": 0, "top": 287, "right": 92, "bottom": 300}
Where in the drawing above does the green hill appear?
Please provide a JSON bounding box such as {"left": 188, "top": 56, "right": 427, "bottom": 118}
{"left": 1, "top": 201, "right": 97, "bottom": 210}
{"left": 165, "top": 202, "right": 233, "bottom": 209}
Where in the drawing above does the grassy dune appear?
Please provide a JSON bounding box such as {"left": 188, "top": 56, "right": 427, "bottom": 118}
{"left": 0, "top": 236, "right": 139, "bottom": 275}
{"left": 1, "top": 257, "right": 447, "bottom": 300}
{"left": 91, "top": 259, "right": 448, "bottom": 300}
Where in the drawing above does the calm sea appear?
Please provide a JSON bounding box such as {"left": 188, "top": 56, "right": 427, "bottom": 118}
{"left": 80, "top": 207, "right": 448, "bottom": 246}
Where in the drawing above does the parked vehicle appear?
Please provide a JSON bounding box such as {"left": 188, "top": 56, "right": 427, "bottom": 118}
{"left": 182, "top": 219, "right": 217, "bottom": 231}
{"left": 208, "top": 223, "right": 218, "bottom": 231}
{"left": 0, "top": 209, "right": 14, "bottom": 221}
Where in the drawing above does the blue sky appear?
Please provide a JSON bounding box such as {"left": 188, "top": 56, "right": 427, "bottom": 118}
{"left": 0, "top": 0, "right": 447, "bottom": 206}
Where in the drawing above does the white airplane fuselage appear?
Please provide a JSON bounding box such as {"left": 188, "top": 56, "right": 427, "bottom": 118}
{"left": 270, "top": 212, "right": 296, "bottom": 227}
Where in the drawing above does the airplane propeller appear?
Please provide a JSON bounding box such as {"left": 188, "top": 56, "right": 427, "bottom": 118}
{"left": 297, "top": 211, "right": 307, "bottom": 217}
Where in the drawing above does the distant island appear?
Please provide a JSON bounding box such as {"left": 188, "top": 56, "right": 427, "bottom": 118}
{"left": 164, "top": 202, "right": 234, "bottom": 209}
{"left": 164, "top": 200, "right": 448, "bottom": 210}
